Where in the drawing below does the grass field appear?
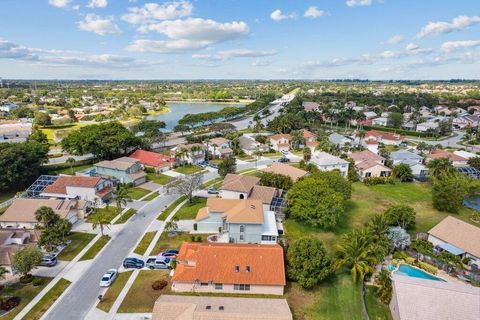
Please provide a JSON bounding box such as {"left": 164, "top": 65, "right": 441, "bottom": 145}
{"left": 0, "top": 190, "right": 16, "bottom": 204}
{"left": 86, "top": 206, "right": 119, "bottom": 223}
{"left": 174, "top": 196, "right": 207, "bottom": 220}
{"left": 118, "top": 270, "right": 171, "bottom": 313}
{"left": 126, "top": 187, "right": 151, "bottom": 200}
{"left": 97, "top": 271, "right": 133, "bottom": 312}
{"left": 157, "top": 196, "right": 187, "bottom": 221}
{"left": 23, "top": 278, "right": 71, "bottom": 320}
{"left": 134, "top": 231, "right": 156, "bottom": 255}
{"left": 0, "top": 277, "right": 53, "bottom": 320}
{"left": 146, "top": 172, "right": 171, "bottom": 185}
{"left": 201, "top": 177, "right": 222, "bottom": 188}
{"left": 173, "top": 165, "right": 203, "bottom": 175}
{"left": 79, "top": 235, "right": 110, "bottom": 261}
{"left": 57, "top": 232, "right": 96, "bottom": 261}
{"left": 114, "top": 208, "right": 137, "bottom": 224}
{"left": 143, "top": 191, "right": 160, "bottom": 201}
{"left": 45, "top": 164, "right": 93, "bottom": 176}
{"left": 151, "top": 232, "right": 208, "bottom": 256}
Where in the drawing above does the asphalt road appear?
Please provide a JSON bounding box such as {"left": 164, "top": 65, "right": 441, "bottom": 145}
{"left": 406, "top": 130, "right": 465, "bottom": 148}
{"left": 44, "top": 159, "right": 274, "bottom": 320}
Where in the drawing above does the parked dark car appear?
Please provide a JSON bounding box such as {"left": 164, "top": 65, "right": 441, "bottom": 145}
{"left": 123, "top": 257, "right": 145, "bottom": 269}
{"left": 40, "top": 255, "right": 57, "bottom": 267}
{"left": 277, "top": 157, "right": 290, "bottom": 163}
{"left": 159, "top": 249, "right": 179, "bottom": 258}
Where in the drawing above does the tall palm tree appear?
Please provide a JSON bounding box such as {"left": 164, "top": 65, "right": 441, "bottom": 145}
{"left": 335, "top": 229, "right": 377, "bottom": 320}
{"left": 35, "top": 206, "right": 59, "bottom": 228}
{"left": 114, "top": 186, "right": 130, "bottom": 214}
{"left": 90, "top": 207, "right": 110, "bottom": 236}
{"left": 66, "top": 157, "right": 76, "bottom": 174}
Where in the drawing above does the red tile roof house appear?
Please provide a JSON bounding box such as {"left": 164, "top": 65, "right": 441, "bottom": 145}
{"left": 172, "top": 242, "right": 286, "bottom": 295}
{"left": 40, "top": 176, "right": 113, "bottom": 204}
{"left": 269, "top": 134, "right": 292, "bottom": 152}
{"left": 350, "top": 150, "right": 392, "bottom": 179}
{"left": 129, "top": 149, "right": 174, "bottom": 173}
{"left": 363, "top": 130, "right": 403, "bottom": 146}
{"left": 303, "top": 130, "right": 318, "bottom": 150}
{"left": 425, "top": 149, "right": 468, "bottom": 167}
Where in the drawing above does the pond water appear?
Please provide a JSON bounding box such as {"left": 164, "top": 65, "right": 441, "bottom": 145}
{"left": 147, "top": 102, "right": 244, "bottom": 130}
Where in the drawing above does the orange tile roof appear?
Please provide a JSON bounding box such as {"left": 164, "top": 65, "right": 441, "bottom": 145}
{"left": 303, "top": 130, "right": 316, "bottom": 139}
{"left": 220, "top": 174, "right": 260, "bottom": 193}
{"left": 249, "top": 185, "right": 276, "bottom": 205}
{"left": 173, "top": 242, "right": 286, "bottom": 286}
{"left": 43, "top": 176, "right": 102, "bottom": 195}
{"left": 270, "top": 133, "right": 292, "bottom": 141}
{"left": 129, "top": 149, "right": 173, "bottom": 168}
{"left": 364, "top": 129, "right": 403, "bottom": 141}
{"left": 262, "top": 163, "right": 307, "bottom": 182}
{"left": 196, "top": 198, "right": 264, "bottom": 224}
{"left": 427, "top": 150, "right": 467, "bottom": 162}
{"left": 350, "top": 150, "right": 384, "bottom": 164}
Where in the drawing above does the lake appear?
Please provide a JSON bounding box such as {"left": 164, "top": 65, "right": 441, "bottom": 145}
{"left": 147, "top": 102, "right": 244, "bottom": 131}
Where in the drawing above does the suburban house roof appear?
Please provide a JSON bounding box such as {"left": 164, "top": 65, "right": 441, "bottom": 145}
{"left": 42, "top": 176, "right": 102, "bottom": 195}
{"left": 302, "top": 102, "right": 320, "bottom": 111}
{"left": 269, "top": 133, "right": 292, "bottom": 141}
{"left": 364, "top": 129, "right": 403, "bottom": 141}
{"left": 220, "top": 174, "right": 260, "bottom": 193}
{"left": 303, "top": 130, "right": 316, "bottom": 139}
{"left": 356, "top": 160, "right": 391, "bottom": 171}
{"left": 95, "top": 157, "right": 139, "bottom": 171}
{"left": 350, "top": 150, "right": 385, "bottom": 164}
{"left": 249, "top": 185, "right": 277, "bottom": 205}
{"left": 426, "top": 150, "right": 467, "bottom": 162}
{"left": 173, "top": 242, "right": 286, "bottom": 286}
{"left": 391, "top": 274, "right": 480, "bottom": 320}
{"left": 174, "top": 143, "right": 205, "bottom": 152}
{"left": 152, "top": 295, "right": 293, "bottom": 320}
{"left": 196, "top": 198, "right": 264, "bottom": 224}
{"left": 428, "top": 216, "right": 480, "bottom": 258}
{"left": 328, "top": 133, "right": 349, "bottom": 145}
{"left": 209, "top": 137, "right": 230, "bottom": 146}
{"left": 0, "top": 198, "right": 83, "bottom": 223}
{"left": 261, "top": 163, "right": 307, "bottom": 182}
{"left": 129, "top": 149, "right": 173, "bottom": 168}
{"left": 390, "top": 150, "right": 423, "bottom": 161}
{"left": 311, "top": 151, "right": 349, "bottom": 166}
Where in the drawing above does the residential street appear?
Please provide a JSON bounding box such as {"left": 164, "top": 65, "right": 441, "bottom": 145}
{"left": 407, "top": 130, "right": 465, "bottom": 148}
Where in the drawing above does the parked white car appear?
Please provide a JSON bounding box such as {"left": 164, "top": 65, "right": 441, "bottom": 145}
{"left": 99, "top": 269, "right": 118, "bottom": 287}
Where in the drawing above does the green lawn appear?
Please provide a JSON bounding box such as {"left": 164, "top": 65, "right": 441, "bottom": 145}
{"left": 118, "top": 270, "right": 171, "bottom": 313}
{"left": 143, "top": 191, "right": 160, "bottom": 201}
{"left": 151, "top": 232, "right": 208, "bottom": 256}
{"left": 57, "top": 232, "right": 96, "bottom": 261}
{"left": 126, "top": 187, "right": 151, "bottom": 200}
{"left": 262, "top": 151, "right": 282, "bottom": 158}
{"left": 45, "top": 164, "right": 93, "bottom": 176}
{"left": 202, "top": 177, "right": 222, "bottom": 188}
{"left": 0, "top": 190, "right": 16, "bottom": 204}
{"left": 97, "top": 271, "right": 133, "bottom": 312}
{"left": 285, "top": 275, "right": 391, "bottom": 320}
{"left": 157, "top": 196, "right": 187, "bottom": 221}
{"left": 174, "top": 196, "right": 207, "bottom": 220}
{"left": 114, "top": 208, "right": 137, "bottom": 224}
{"left": 146, "top": 172, "right": 171, "bottom": 185}
{"left": 86, "top": 206, "right": 119, "bottom": 223}
{"left": 134, "top": 231, "right": 156, "bottom": 255}
{"left": 173, "top": 165, "right": 203, "bottom": 175}
{"left": 0, "top": 277, "right": 52, "bottom": 320}
{"left": 79, "top": 235, "right": 110, "bottom": 261}
{"left": 23, "top": 278, "right": 71, "bottom": 320}
{"left": 237, "top": 154, "right": 254, "bottom": 161}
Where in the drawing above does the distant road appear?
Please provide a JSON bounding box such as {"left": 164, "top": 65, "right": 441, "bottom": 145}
{"left": 47, "top": 154, "right": 94, "bottom": 165}
{"left": 406, "top": 130, "right": 465, "bottom": 148}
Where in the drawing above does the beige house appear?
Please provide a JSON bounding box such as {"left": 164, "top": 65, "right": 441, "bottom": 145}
{"left": 350, "top": 150, "right": 391, "bottom": 179}
{"left": 269, "top": 133, "right": 292, "bottom": 152}
{"left": 172, "top": 242, "right": 286, "bottom": 295}
{"left": 261, "top": 162, "right": 308, "bottom": 182}
{"left": 152, "top": 295, "right": 293, "bottom": 320}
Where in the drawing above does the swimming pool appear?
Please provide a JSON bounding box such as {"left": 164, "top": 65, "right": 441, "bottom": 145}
{"left": 390, "top": 264, "right": 446, "bottom": 282}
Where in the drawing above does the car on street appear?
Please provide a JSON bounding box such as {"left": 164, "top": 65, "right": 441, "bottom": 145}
{"left": 99, "top": 269, "right": 118, "bottom": 287}
{"left": 277, "top": 157, "right": 290, "bottom": 163}
{"left": 146, "top": 256, "right": 171, "bottom": 269}
{"left": 281, "top": 150, "right": 289, "bottom": 155}
{"left": 159, "top": 249, "right": 179, "bottom": 258}
{"left": 207, "top": 187, "right": 219, "bottom": 194}
{"left": 40, "top": 255, "right": 57, "bottom": 267}
{"left": 123, "top": 257, "right": 145, "bottom": 269}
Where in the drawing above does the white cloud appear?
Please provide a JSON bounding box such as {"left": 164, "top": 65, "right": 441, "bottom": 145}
{"left": 441, "top": 40, "right": 480, "bottom": 52}
{"left": 192, "top": 49, "right": 278, "bottom": 61}
{"left": 270, "top": 9, "right": 296, "bottom": 21}
{"left": 346, "top": 0, "right": 373, "bottom": 7}
{"left": 78, "top": 14, "right": 121, "bottom": 35}
{"left": 87, "top": 0, "right": 108, "bottom": 8}
{"left": 48, "top": 0, "right": 71, "bottom": 8}
{"left": 304, "top": 6, "right": 326, "bottom": 19}
{"left": 386, "top": 34, "right": 404, "bottom": 45}
{"left": 72, "top": 4, "right": 80, "bottom": 10}
{"left": 417, "top": 15, "right": 480, "bottom": 38}
{"left": 126, "top": 39, "right": 210, "bottom": 53}
{"left": 122, "top": 1, "right": 193, "bottom": 25}
{"left": 252, "top": 60, "right": 271, "bottom": 66}
{"left": 405, "top": 43, "right": 419, "bottom": 51}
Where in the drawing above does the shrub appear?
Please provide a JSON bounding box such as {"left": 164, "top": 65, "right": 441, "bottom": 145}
{"left": 392, "top": 251, "right": 408, "bottom": 260}
{"left": 19, "top": 274, "right": 33, "bottom": 284}
{"left": 410, "top": 239, "right": 434, "bottom": 256}
{"left": 195, "top": 235, "right": 203, "bottom": 242}
{"left": 418, "top": 261, "right": 438, "bottom": 275}
{"left": 190, "top": 235, "right": 196, "bottom": 242}
{"left": 151, "top": 280, "right": 168, "bottom": 290}
{"left": 363, "top": 176, "right": 395, "bottom": 185}
{"left": 1, "top": 296, "right": 21, "bottom": 311}
{"left": 405, "top": 257, "right": 416, "bottom": 265}
{"left": 32, "top": 277, "right": 44, "bottom": 287}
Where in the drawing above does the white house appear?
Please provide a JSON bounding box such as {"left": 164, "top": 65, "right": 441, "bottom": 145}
{"left": 269, "top": 134, "right": 292, "bottom": 152}
{"left": 207, "top": 137, "right": 233, "bottom": 159}
{"left": 372, "top": 117, "right": 388, "bottom": 127}
{"left": 390, "top": 150, "right": 427, "bottom": 178}
{"left": 0, "top": 103, "right": 18, "bottom": 113}
{"left": 416, "top": 121, "right": 438, "bottom": 132}
{"left": 40, "top": 176, "right": 113, "bottom": 204}
{"left": 171, "top": 143, "right": 206, "bottom": 165}
{"left": 238, "top": 135, "right": 269, "bottom": 155}
{"left": 310, "top": 151, "right": 349, "bottom": 177}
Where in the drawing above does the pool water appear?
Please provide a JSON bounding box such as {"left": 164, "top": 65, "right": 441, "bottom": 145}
{"left": 390, "top": 264, "right": 446, "bottom": 282}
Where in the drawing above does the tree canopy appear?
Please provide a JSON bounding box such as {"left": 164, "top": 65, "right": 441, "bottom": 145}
{"left": 384, "top": 204, "right": 416, "bottom": 230}
{"left": 218, "top": 156, "right": 237, "bottom": 178}
{"left": 259, "top": 172, "right": 294, "bottom": 190}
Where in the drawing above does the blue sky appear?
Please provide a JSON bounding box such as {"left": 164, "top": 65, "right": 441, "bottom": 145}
{"left": 0, "top": 0, "right": 479, "bottom": 80}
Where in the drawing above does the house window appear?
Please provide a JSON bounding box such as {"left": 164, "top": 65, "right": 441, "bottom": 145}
{"left": 234, "top": 284, "right": 251, "bottom": 291}
{"left": 200, "top": 282, "right": 208, "bottom": 287}
{"left": 262, "top": 235, "right": 276, "bottom": 241}
{"left": 365, "top": 172, "right": 372, "bottom": 177}
{"left": 239, "top": 234, "right": 244, "bottom": 241}
{"left": 215, "top": 283, "right": 223, "bottom": 290}
{"left": 235, "top": 265, "right": 239, "bottom": 273}
{"left": 239, "top": 225, "right": 245, "bottom": 233}
{"left": 246, "top": 266, "right": 250, "bottom": 273}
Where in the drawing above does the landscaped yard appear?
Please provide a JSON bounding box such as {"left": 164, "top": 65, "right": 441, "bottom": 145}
{"left": 237, "top": 154, "right": 254, "bottom": 161}
{"left": 0, "top": 190, "right": 16, "bottom": 204}
{"left": 174, "top": 196, "right": 207, "bottom": 220}
{"left": 173, "top": 165, "right": 203, "bottom": 175}
{"left": 79, "top": 235, "right": 110, "bottom": 261}
{"left": 157, "top": 196, "right": 187, "bottom": 221}
{"left": 146, "top": 172, "right": 171, "bottom": 185}
{"left": 143, "top": 191, "right": 159, "bottom": 201}
{"left": 44, "top": 163, "right": 93, "bottom": 176}
{"left": 262, "top": 151, "right": 282, "bottom": 158}
{"left": 202, "top": 177, "right": 222, "bottom": 188}
{"left": 126, "top": 187, "right": 151, "bottom": 200}
{"left": 97, "top": 271, "right": 133, "bottom": 312}
{"left": 56, "top": 232, "right": 96, "bottom": 261}
{"left": 0, "top": 277, "right": 52, "bottom": 320}
{"left": 117, "top": 270, "right": 171, "bottom": 313}
{"left": 23, "top": 278, "right": 71, "bottom": 320}
{"left": 114, "top": 208, "right": 137, "bottom": 224}
{"left": 86, "top": 206, "right": 119, "bottom": 223}
{"left": 151, "top": 232, "right": 208, "bottom": 256}
{"left": 134, "top": 231, "right": 156, "bottom": 255}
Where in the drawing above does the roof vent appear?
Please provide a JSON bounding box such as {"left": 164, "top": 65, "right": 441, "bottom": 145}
{"left": 250, "top": 204, "right": 256, "bottom": 209}
{"left": 206, "top": 305, "right": 211, "bottom": 310}
{"left": 219, "top": 306, "right": 224, "bottom": 311}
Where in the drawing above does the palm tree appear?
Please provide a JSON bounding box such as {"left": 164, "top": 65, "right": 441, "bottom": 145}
{"left": 90, "top": 207, "right": 110, "bottom": 236}
{"left": 114, "top": 186, "right": 130, "bottom": 214}
{"left": 335, "top": 229, "right": 377, "bottom": 320}
{"left": 164, "top": 217, "right": 178, "bottom": 235}
{"left": 66, "top": 157, "right": 76, "bottom": 174}
{"left": 35, "top": 206, "right": 59, "bottom": 228}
